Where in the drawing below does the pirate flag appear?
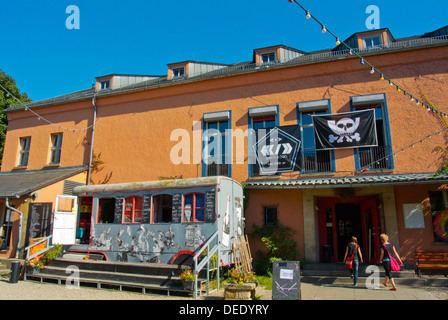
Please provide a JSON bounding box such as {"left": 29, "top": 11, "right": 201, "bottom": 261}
{"left": 312, "top": 109, "right": 378, "bottom": 150}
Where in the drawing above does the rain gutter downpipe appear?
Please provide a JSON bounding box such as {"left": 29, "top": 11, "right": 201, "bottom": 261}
{"left": 5, "top": 197, "right": 23, "bottom": 259}
{"left": 87, "top": 90, "right": 98, "bottom": 186}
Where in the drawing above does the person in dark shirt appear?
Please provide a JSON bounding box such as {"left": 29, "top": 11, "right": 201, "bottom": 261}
{"left": 343, "top": 236, "right": 363, "bottom": 286}
{"left": 379, "top": 233, "right": 403, "bottom": 291}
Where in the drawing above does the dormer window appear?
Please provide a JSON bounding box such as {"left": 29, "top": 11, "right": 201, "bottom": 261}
{"left": 261, "top": 52, "right": 276, "bottom": 64}
{"left": 100, "top": 80, "right": 110, "bottom": 90}
{"left": 173, "top": 67, "right": 185, "bottom": 79}
{"left": 363, "top": 35, "right": 382, "bottom": 49}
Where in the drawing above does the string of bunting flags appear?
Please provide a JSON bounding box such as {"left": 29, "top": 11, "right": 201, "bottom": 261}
{"left": 0, "top": 82, "right": 94, "bottom": 134}
{"left": 287, "top": 0, "right": 447, "bottom": 118}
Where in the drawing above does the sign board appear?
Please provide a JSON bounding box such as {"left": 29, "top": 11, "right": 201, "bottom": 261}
{"left": 26, "top": 203, "right": 53, "bottom": 245}
{"left": 114, "top": 197, "right": 124, "bottom": 223}
{"left": 272, "top": 261, "right": 301, "bottom": 300}
{"left": 205, "top": 191, "right": 216, "bottom": 223}
{"left": 171, "top": 193, "right": 183, "bottom": 223}
{"left": 142, "top": 194, "right": 152, "bottom": 223}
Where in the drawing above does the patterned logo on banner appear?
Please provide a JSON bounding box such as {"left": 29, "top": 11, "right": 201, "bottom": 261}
{"left": 313, "top": 109, "right": 378, "bottom": 150}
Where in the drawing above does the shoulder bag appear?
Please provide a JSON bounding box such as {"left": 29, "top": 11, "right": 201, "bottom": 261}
{"left": 345, "top": 244, "right": 357, "bottom": 269}
{"left": 384, "top": 244, "right": 401, "bottom": 272}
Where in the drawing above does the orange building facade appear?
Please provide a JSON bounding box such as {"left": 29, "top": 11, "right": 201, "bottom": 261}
{"left": 1, "top": 26, "right": 448, "bottom": 266}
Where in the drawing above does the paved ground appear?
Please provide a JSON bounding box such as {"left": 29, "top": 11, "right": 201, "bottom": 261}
{"left": 0, "top": 275, "right": 447, "bottom": 300}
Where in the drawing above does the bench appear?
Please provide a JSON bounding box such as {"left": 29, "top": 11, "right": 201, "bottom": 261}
{"left": 415, "top": 250, "right": 448, "bottom": 277}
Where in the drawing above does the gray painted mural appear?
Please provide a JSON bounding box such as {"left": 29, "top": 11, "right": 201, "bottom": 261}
{"left": 73, "top": 177, "right": 243, "bottom": 266}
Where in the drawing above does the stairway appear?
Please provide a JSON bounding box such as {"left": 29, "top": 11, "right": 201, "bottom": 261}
{"left": 25, "top": 253, "right": 207, "bottom": 297}
{"left": 301, "top": 263, "right": 428, "bottom": 286}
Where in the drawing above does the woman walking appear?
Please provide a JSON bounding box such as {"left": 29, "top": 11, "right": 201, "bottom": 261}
{"left": 379, "top": 233, "right": 403, "bottom": 291}
{"left": 343, "top": 236, "right": 363, "bottom": 286}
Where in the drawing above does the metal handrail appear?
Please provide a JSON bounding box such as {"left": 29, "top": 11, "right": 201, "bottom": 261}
{"left": 25, "top": 235, "right": 53, "bottom": 261}
{"left": 192, "top": 231, "right": 220, "bottom": 299}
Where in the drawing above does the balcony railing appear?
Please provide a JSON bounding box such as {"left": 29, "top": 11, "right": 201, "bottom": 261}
{"left": 357, "top": 146, "right": 392, "bottom": 170}
{"left": 302, "top": 150, "right": 333, "bottom": 173}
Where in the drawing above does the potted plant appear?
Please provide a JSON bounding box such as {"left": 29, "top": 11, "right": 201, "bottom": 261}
{"left": 27, "top": 259, "right": 43, "bottom": 274}
{"left": 224, "top": 268, "right": 258, "bottom": 300}
{"left": 179, "top": 267, "right": 195, "bottom": 291}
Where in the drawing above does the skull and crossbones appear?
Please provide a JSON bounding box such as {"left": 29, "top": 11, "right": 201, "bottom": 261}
{"left": 327, "top": 117, "right": 361, "bottom": 143}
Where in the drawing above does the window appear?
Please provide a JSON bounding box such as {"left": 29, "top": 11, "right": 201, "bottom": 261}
{"left": 55, "top": 195, "right": 77, "bottom": 213}
{"left": 298, "top": 101, "right": 333, "bottom": 173}
{"left": 17, "top": 137, "right": 31, "bottom": 167}
{"left": 204, "top": 120, "right": 230, "bottom": 177}
{"left": 49, "top": 133, "right": 63, "bottom": 165}
{"left": 0, "top": 208, "right": 14, "bottom": 250}
{"left": 183, "top": 193, "right": 205, "bottom": 222}
{"left": 173, "top": 67, "right": 185, "bottom": 79}
{"left": 123, "top": 196, "right": 143, "bottom": 224}
{"left": 100, "top": 80, "right": 110, "bottom": 90}
{"left": 98, "top": 198, "right": 116, "bottom": 224}
{"left": 363, "top": 36, "right": 382, "bottom": 49}
{"left": 264, "top": 206, "right": 278, "bottom": 226}
{"left": 250, "top": 113, "right": 278, "bottom": 177}
{"left": 261, "top": 52, "right": 276, "bottom": 64}
{"left": 352, "top": 94, "right": 392, "bottom": 170}
{"left": 153, "top": 194, "right": 173, "bottom": 223}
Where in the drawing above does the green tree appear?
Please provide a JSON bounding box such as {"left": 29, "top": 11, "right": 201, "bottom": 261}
{"left": 0, "top": 70, "right": 31, "bottom": 168}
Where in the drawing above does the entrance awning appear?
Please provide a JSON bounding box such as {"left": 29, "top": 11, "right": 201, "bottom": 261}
{"left": 244, "top": 173, "right": 448, "bottom": 189}
{"left": 0, "top": 166, "right": 88, "bottom": 197}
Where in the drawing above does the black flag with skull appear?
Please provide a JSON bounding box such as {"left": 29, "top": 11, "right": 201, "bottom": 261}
{"left": 312, "top": 109, "right": 378, "bottom": 150}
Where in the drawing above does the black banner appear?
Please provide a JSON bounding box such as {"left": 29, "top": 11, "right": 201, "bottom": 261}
{"left": 251, "top": 125, "right": 301, "bottom": 175}
{"left": 313, "top": 109, "right": 378, "bottom": 150}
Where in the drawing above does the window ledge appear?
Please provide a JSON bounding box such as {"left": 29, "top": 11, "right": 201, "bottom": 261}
{"left": 43, "top": 164, "right": 61, "bottom": 169}
{"left": 12, "top": 166, "right": 28, "bottom": 171}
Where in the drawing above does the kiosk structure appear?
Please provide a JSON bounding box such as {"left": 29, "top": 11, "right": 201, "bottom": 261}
{"left": 72, "top": 176, "right": 244, "bottom": 266}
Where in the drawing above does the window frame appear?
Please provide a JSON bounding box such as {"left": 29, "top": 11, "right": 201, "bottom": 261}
{"left": 248, "top": 106, "right": 279, "bottom": 177}
{"left": 183, "top": 192, "right": 205, "bottom": 223}
{"left": 97, "top": 197, "right": 116, "bottom": 224}
{"left": 261, "top": 52, "right": 276, "bottom": 64}
{"left": 100, "top": 80, "right": 110, "bottom": 90}
{"left": 17, "top": 137, "right": 31, "bottom": 167}
{"left": 123, "top": 195, "right": 143, "bottom": 224}
{"left": 351, "top": 94, "right": 393, "bottom": 171}
{"left": 203, "top": 116, "right": 231, "bottom": 177}
{"left": 49, "top": 133, "right": 63, "bottom": 165}
{"left": 363, "top": 35, "right": 382, "bottom": 49}
{"left": 172, "top": 67, "right": 185, "bottom": 79}
{"left": 152, "top": 194, "right": 173, "bottom": 223}
{"left": 264, "top": 206, "right": 278, "bottom": 226}
{"left": 297, "top": 100, "right": 334, "bottom": 174}
{"left": 55, "top": 195, "right": 78, "bottom": 214}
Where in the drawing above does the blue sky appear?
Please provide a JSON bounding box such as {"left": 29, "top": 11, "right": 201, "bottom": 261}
{"left": 1, "top": 0, "right": 447, "bottom": 102}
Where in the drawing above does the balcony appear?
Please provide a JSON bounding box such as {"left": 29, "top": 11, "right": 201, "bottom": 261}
{"left": 303, "top": 150, "right": 333, "bottom": 173}
{"left": 357, "top": 146, "right": 392, "bottom": 170}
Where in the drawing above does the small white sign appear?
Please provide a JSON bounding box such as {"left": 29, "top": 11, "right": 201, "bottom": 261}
{"left": 280, "top": 269, "right": 294, "bottom": 280}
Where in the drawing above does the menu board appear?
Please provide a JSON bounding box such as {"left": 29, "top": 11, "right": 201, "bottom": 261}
{"left": 205, "top": 191, "right": 216, "bottom": 223}
{"left": 27, "top": 203, "right": 53, "bottom": 243}
{"left": 171, "top": 193, "right": 183, "bottom": 223}
{"left": 272, "top": 261, "right": 301, "bottom": 300}
{"left": 142, "top": 194, "right": 152, "bottom": 223}
{"left": 114, "top": 197, "right": 124, "bottom": 224}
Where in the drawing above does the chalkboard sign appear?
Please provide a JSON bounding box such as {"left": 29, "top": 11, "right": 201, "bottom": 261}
{"left": 272, "top": 261, "right": 301, "bottom": 300}
{"left": 142, "top": 194, "right": 152, "bottom": 223}
{"left": 114, "top": 197, "right": 124, "bottom": 224}
{"left": 26, "top": 203, "right": 53, "bottom": 244}
{"left": 171, "top": 193, "right": 183, "bottom": 223}
{"left": 205, "top": 191, "right": 216, "bottom": 223}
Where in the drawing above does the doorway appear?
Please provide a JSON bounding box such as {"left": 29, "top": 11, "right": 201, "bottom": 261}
{"left": 335, "top": 203, "right": 362, "bottom": 262}
{"left": 317, "top": 196, "right": 380, "bottom": 264}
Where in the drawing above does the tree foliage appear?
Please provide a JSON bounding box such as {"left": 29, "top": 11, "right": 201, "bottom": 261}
{"left": 0, "top": 70, "right": 31, "bottom": 168}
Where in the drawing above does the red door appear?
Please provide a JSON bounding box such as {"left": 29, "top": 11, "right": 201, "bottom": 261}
{"left": 360, "top": 198, "right": 381, "bottom": 264}
{"left": 317, "top": 196, "right": 381, "bottom": 263}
